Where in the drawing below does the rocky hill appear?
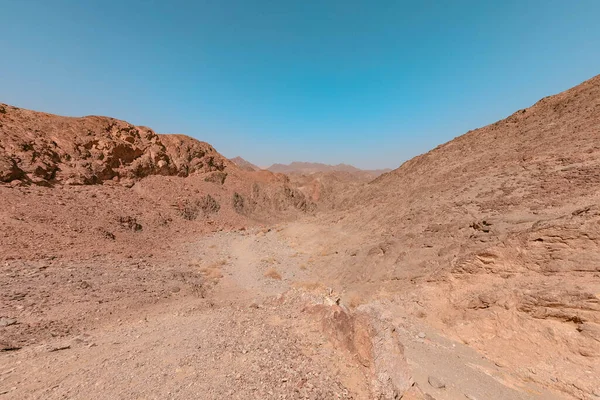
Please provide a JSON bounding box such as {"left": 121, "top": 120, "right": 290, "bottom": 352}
{"left": 265, "top": 161, "right": 393, "bottom": 210}
{"left": 267, "top": 161, "right": 390, "bottom": 177}
{"left": 0, "top": 104, "right": 233, "bottom": 186}
{"left": 0, "top": 104, "right": 314, "bottom": 262}
{"left": 297, "top": 74, "right": 600, "bottom": 399}
{"left": 230, "top": 156, "right": 261, "bottom": 171}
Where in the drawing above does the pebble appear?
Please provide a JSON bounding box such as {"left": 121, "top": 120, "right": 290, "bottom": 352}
{"left": 417, "top": 332, "right": 426, "bottom": 339}
{"left": 0, "top": 387, "right": 16, "bottom": 395}
{"left": 0, "top": 318, "right": 17, "bottom": 327}
{"left": 48, "top": 344, "right": 71, "bottom": 352}
{"left": 428, "top": 376, "right": 446, "bottom": 389}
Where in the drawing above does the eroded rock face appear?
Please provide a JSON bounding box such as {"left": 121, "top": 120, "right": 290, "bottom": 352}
{"left": 312, "top": 302, "right": 413, "bottom": 399}
{"left": 0, "top": 105, "right": 229, "bottom": 185}
{"left": 0, "top": 154, "right": 25, "bottom": 182}
{"left": 292, "top": 74, "right": 600, "bottom": 400}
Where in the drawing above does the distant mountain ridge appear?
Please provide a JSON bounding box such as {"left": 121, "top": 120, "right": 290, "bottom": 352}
{"left": 267, "top": 161, "right": 391, "bottom": 177}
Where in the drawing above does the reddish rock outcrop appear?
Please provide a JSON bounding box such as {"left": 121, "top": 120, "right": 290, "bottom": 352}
{"left": 0, "top": 104, "right": 229, "bottom": 186}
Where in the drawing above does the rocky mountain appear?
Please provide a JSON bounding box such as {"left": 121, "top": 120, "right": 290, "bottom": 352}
{"left": 0, "top": 104, "right": 236, "bottom": 186}
{"left": 0, "top": 104, "right": 315, "bottom": 261}
{"left": 267, "top": 161, "right": 391, "bottom": 177}
{"left": 299, "top": 74, "right": 600, "bottom": 399}
{"left": 230, "top": 156, "right": 261, "bottom": 171}
{"left": 264, "top": 162, "right": 393, "bottom": 208}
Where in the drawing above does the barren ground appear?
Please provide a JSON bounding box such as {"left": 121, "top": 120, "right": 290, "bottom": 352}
{"left": 1, "top": 225, "right": 572, "bottom": 399}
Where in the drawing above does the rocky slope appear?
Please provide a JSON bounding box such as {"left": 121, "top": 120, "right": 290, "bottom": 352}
{"left": 264, "top": 162, "right": 392, "bottom": 211}
{"left": 295, "top": 74, "right": 600, "bottom": 399}
{"left": 0, "top": 104, "right": 314, "bottom": 262}
{"left": 0, "top": 104, "right": 233, "bottom": 186}
{"left": 284, "top": 170, "right": 374, "bottom": 210}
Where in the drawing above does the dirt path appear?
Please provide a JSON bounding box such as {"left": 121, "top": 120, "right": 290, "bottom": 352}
{"left": 0, "top": 228, "right": 369, "bottom": 399}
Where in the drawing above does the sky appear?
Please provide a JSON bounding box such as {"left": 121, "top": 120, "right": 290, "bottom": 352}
{"left": 1, "top": 1, "right": 599, "bottom": 169}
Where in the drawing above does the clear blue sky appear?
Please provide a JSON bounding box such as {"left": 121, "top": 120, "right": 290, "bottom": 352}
{"left": 1, "top": 1, "right": 599, "bottom": 169}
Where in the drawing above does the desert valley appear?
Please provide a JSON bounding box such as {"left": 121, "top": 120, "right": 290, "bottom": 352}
{"left": 1, "top": 74, "right": 599, "bottom": 399}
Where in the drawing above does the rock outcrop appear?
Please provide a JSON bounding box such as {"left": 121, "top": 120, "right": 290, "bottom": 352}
{"left": 0, "top": 104, "right": 229, "bottom": 186}
{"left": 312, "top": 302, "right": 413, "bottom": 399}
{"left": 310, "top": 74, "right": 600, "bottom": 399}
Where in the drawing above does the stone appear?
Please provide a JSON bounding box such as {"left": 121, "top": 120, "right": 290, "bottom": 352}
{"left": 0, "top": 318, "right": 17, "bottom": 327}
{"left": 428, "top": 376, "right": 446, "bottom": 389}
{"left": 47, "top": 344, "right": 71, "bottom": 352}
